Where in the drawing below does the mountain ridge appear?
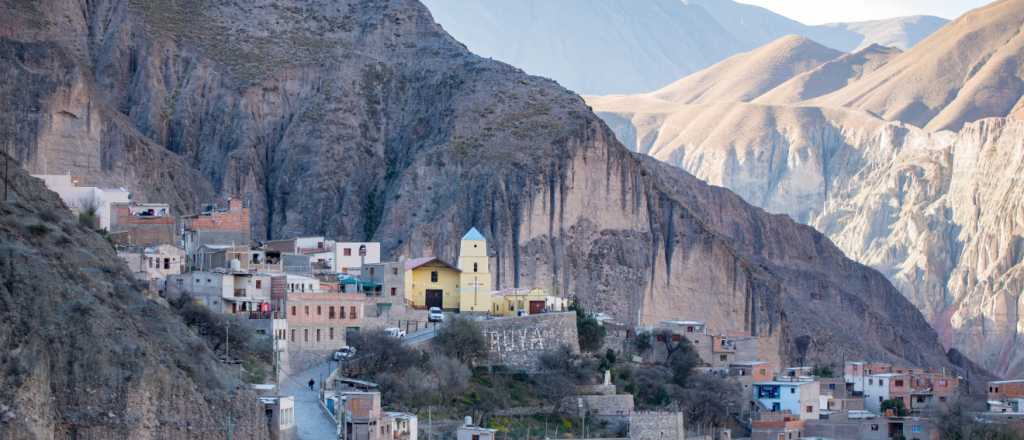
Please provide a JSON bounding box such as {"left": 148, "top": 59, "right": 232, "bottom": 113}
{"left": 421, "top": 0, "right": 947, "bottom": 94}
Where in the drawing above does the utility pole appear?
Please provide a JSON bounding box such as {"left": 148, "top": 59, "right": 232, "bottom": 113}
{"left": 2, "top": 122, "right": 12, "bottom": 203}
{"left": 225, "top": 320, "right": 230, "bottom": 361}
{"left": 225, "top": 414, "right": 235, "bottom": 440}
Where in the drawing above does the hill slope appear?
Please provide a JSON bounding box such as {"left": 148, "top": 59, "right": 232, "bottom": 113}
{"left": 420, "top": 0, "right": 945, "bottom": 94}
{"left": 0, "top": 166, "right": 267, "bottom": 438}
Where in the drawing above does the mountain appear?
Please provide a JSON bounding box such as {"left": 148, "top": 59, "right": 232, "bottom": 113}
{"left": 590, "top": 0, "right": 1024, "bottom": 377}
{"left": 647, "top": 35, "right": 843, "bottom": 104}
{"left": 0, "top": 163, "right": 267, "bottom": 437}
{"left": 816, "top": 15, "right": 952, "bottom": 52}
{"left": 1, "top": 0, "right": 970, "bottom": 389}
{"left": 420, "top": 0, "right": 946, "bottom": 94}
{"left": 812, "top": 0, "right": 1024, "bottom": 131}
{"left": 419, "top": 0, "right": 748, "bottom": 96}
{"left": 755, "top": 44, "right": 902, "bottom": 104}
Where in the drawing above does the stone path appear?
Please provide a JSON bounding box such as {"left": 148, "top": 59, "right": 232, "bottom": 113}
{"left": 281, "top": 360, "right": 338, "bottom": 440}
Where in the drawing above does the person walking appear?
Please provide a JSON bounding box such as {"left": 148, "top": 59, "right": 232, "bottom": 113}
{"left": 308, "top": 378, "right": 315, "bottom": 391}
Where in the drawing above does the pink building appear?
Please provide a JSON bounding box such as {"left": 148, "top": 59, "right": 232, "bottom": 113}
{"left": 286, "top": 292, "right": 364, "bottom": 349}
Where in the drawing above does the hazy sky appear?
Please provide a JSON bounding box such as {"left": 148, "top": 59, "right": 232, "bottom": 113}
{"left": 737, "top": 0, "right": 991, "bottom": 24}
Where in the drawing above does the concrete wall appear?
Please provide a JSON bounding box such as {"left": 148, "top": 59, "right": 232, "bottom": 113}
{"left": 629, "top": 412, "right": 684, "bottom": 440}
{"left": 479, "top": 312, "right": 579, "bottom": 371}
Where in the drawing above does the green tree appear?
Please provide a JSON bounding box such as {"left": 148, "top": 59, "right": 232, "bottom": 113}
{"left": 881, "top": 398, "right": 909, "bottom": 417}
{"left": 570, "top": 301, "right": 606, "bottom": 352}
{"left": 633, "top": 331, "right": 653, "bottom": 354}
{"left": 434, "top": 316, "right": 488, "bottom": 365}
{"left": 812, "top": 364, "right": 835, "bottom": 378}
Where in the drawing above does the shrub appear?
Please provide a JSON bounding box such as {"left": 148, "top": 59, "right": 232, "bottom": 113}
{"left": 434, "top": 316, "right": 488, "bottom": 365}
{"left": 570, "top": 301, "right": 605, "bottom": 352}
{"left": 27, "top": 223, "right": 49, "bottom": 236}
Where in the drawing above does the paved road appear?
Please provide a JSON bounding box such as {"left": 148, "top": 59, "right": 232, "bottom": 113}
{"left": 402, "top": 326, "right": 438, "bottom": 346}
{"left": 281, "top": 361, "right": 338, "bottom": 440}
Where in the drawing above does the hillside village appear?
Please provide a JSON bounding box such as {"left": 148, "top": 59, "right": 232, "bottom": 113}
{"left": 30, "top": 173, "right": 1024, "bottom": 440}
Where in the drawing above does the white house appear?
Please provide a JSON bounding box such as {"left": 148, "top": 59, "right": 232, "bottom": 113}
{"left": 753, "top": 380, "right": 820, "bottom": 421}
{"left": 863, "top": 373, "right": 909, "bottom": 414}
{"left": 284, "top": 274, "right": 320, "bottom": 294}
{"left": 33, "top": 174, "right": 131, "bottom": 230}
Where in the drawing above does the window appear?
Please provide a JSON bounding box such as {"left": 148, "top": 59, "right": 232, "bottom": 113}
{"left": 895, "top": 380, "right": 904, "bottom": 387}
{"left": 473, "top": 262, "right": 478, "bottom": 272}
{"left": 330, "top": 327, "right": 334, "bottom": 340}
{"left": 317, "top": 306, "right": 322, "bottom": 316}
{"left": 305, "top": 306, "right": 310, "bottom": 315}
{"left": 939, "top": 396, "right": 946, "bottom": 402}
{"left": 880, "top": 380, "right": 885, "bottom": 386}
{"left": 869, "top": 379, "right": 874, "bottom": 385}
{"left": 806, "top": 405, "right": 813, "bottom": 413}
{"left": 369, "top": 268, "right": 375, "bottom": 277}
{"left": 344, "top": 248, "right": 352, "bottom": 256}
{"left": 316, "top": 329, "right": 320, "bottom": 342}
{"left": 870, "top": 424, "right": 879, "bottom": 431}
{"left": 759, "top": 368, "right": 767, "bottom": 376}
{"left": 720, "top": 355, "right": 727, "bottom": 362}
{"left": 671, "top": 335, "right": 681, "bottom": 342}
{"left": 912, "top": 425, "right": 922, "bottom": 434}
{"left": 291, "top": 306, "right": 297, "bottom": 316}
{"left": 341, "top": 307, "right": 346, "bottom": 319}
{"left": 164, "top": 258, "right": 170, "bottom": 269}
{"left": 291, "top": 329, "right": 296, "bottom": 342}
{"left": 350, "top": 306, "right": 357, "bottom": 319}
{"left": 329, "top": 306, "right": 336, "bottom": 319}
{"left": 255, "top": 280, "right": 262, "bottom": 289}
{"left": 304, "top": 329, "right": 308, "bottom": 342}
{"left": 790, "top": 387, "right": 796, "bottom": 394}
{"left": 430, "top": 271, "right": 438, "bottom": 282}
{"left": 392, "top": 267, "right": 398, "bottom": 275}
{"left": 390, "top": 287, "right": 396, "bottom": 296}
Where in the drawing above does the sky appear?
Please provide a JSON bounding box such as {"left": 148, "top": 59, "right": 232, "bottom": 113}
{"left": 736, "top": 0, "right": 991, "bottom": 24}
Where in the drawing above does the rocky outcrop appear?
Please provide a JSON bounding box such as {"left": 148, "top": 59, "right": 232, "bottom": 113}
{"left": 0, "top": 166, "right": 268, "bottom": 439}
{"left": 1, "top": 0, "right": 965, "bottom": 384}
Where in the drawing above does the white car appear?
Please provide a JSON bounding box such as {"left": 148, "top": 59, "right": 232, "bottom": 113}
{"left": 428, "top": 307, "right": 445, "bottom": 323}
{"left": 332, "top": 346, "right": 356, "bottom": 361}
{"left": 384, "top": 327, "right": 406, "bottom": 338}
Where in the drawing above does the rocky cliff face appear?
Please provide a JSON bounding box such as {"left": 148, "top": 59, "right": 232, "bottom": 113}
{"left": 0, "top": 166, "right": 267, "bottom": 439}
{"left": 589, "top": 1, "right": 1024, "bottom": 377}
{"left": 1, "top": 0, "right": 965, "bottom": 384}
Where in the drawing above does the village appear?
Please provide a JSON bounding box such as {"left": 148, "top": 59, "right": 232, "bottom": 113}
{"left": 35, "top": 174, "right": 1024, "bottom": 440}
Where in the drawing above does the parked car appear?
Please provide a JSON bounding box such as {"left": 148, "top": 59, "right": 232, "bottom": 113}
{"left": 428, "top": 307, "right": 445, "bottom": 322}
{"left": 384, "top": 327, "right": 406, "bottom": 338}
{"left": 332, "top": 346, "right": 357, "bottom": 361}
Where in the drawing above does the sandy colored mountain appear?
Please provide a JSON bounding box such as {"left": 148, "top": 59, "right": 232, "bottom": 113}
{"left": 811, "top": 0, "right": 1024, "bottom": 131}
{"left": 756, "top": 44, "right": 901, "bottom": 104}
{"left": 645, "top": 35, "right": 842, "bottom": 104}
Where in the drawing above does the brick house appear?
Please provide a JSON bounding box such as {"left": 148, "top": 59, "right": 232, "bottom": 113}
{"left": 109, "top": 202, "right": 176, "bottom": 246}
{"left": 181, "top": 198, "right": 251, "bottom": 256}
{"left": 285, "top": 291, "right": 364, "bottom": 350}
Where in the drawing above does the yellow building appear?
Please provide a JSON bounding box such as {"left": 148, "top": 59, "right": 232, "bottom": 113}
{"left": 403, "top": 257, "right": 461, "bottom": 310}
{"left": 458, "top": 228, "right": 492, "bottom": 313}
{"left": 491, "top": 288, "right": 562, "bottom": 317}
